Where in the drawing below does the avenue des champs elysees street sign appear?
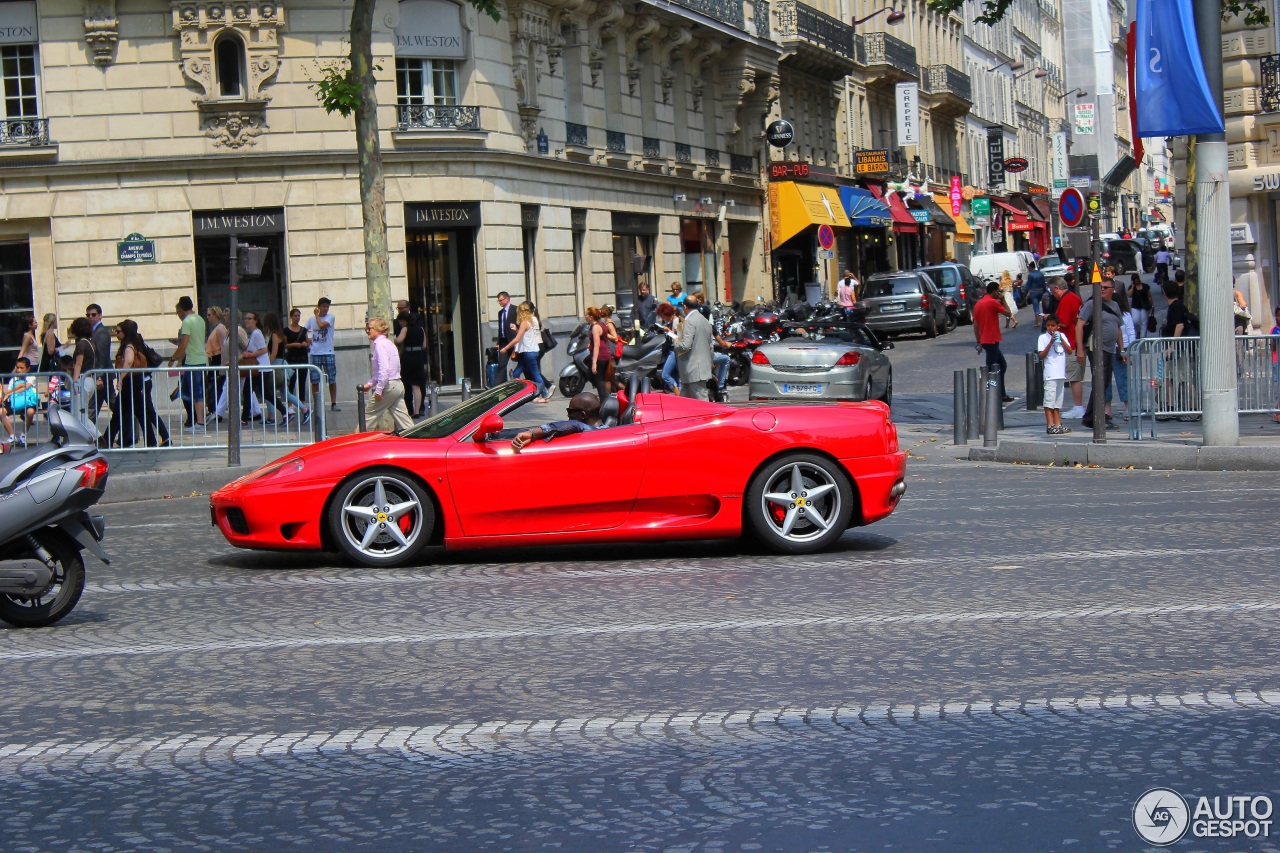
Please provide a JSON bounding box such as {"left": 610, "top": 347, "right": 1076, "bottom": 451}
{"left": 117, "top": 233, "right": 156, "bottom": 264}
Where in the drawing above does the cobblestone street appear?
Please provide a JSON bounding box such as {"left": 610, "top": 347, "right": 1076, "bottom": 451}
{"left": 3, "top": 459, "right": 1279, "bottom": 851}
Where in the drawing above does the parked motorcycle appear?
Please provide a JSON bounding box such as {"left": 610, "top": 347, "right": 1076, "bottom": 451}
{"left": 0, "top": 406, "right": 110, "bottom": 628}
{"left": 558, "top": 322, "right": 672, "bottom": 398}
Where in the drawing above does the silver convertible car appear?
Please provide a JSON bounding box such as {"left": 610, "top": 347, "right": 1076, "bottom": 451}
{"left": 747, "top": 322, "right": 894, "bottom": 404}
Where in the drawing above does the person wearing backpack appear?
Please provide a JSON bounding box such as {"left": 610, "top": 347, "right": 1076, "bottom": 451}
{"left": 167, "top": 295, "right": 208, "bottom": 430}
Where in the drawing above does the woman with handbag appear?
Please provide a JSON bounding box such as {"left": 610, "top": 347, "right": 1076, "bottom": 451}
{"left": 584, "top": 306, "right": 614, "bottom": 400}
{"left": 1128, "top": 273, "right": 1153, "bottom": 340}
{"left": 500, "top": 302, "right": 551, "bottom": 402}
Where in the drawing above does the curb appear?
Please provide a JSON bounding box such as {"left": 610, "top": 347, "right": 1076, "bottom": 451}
{"left": 101, "top": 466, "right": 256, "bottom": 505}
{"left": 967, "top": 440, "right": 1280, "bottom": 471}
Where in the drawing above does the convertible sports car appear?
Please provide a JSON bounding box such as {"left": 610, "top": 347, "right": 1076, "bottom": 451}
{"left": 210, "top": 380, "right": 907, "bottom": 567}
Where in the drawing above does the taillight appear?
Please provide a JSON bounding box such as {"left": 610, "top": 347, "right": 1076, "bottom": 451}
{"left": 958, "top": 286, "right": 966, "bottom": 300}
{"left": 733, "top": 340, "right": 747, "bottom": 349}
{"left": 75, "top": 458, "right": 109, "bottom": 490}
{"left": 835, "top": 351, "right": 861, "bottom": 366}
{"left": 751, "top": 350, "right": 770, "bottom": 365}
{"left": 920, "top": 294, "right": 930, "bottom": 309}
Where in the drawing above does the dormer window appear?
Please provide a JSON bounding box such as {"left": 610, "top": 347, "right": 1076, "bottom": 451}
{"left": 215, "top": 35, "right": 245, "bottom": 99}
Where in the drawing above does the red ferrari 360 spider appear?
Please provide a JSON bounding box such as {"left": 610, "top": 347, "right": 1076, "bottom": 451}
{"left": 210, "top": 380, "right": 906, "bottom": 567}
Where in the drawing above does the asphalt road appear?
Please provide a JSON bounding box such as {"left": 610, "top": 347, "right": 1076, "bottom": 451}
{"left": 3, "top": 457, "right": 1278, "bottom": 851}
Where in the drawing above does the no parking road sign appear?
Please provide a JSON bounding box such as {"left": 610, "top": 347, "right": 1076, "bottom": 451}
{"left": 1059, "top": 187, "right": 1085, "bottom": 229}
{"left": 817, "top": 224, "right": 835, "bottom": 250}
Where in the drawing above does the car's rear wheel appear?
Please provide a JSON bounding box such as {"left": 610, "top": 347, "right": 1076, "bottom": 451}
{"left": 328, "top": 468, "right": 434, "bottom": 567}
{"left": 744, "top": 454, "right": 854, "bottom": 554}
{"left": 878, "top": 370, "right": 892, "bottom": 406}
{"left": 924, "top": 312, "right": 938, "bottom": 338}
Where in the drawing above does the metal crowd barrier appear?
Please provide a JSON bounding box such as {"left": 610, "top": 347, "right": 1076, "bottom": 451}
{"left": 80, "top": 364, "right": 326, "bottom": 452}
{"left": 1127, "top": 334, "right": 1279, "bottom": 439}
{"left": 0, "top": 370, "right": 73, "bottom": 452}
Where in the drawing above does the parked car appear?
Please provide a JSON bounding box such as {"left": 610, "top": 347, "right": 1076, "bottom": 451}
{"left": 1102, "top": 238, "right": 1144, "bottom": 274}
{"left": 969, "top": 252, "right": 1032, "bottom": 289}
{"left": 918, "top": 262, "right": 983, "bottom": 324}
{"left": 748, "top": 322, "right": 894, "bottom": 404}
{"left": 855, "top": 271, "right": 951, "bottom": 338}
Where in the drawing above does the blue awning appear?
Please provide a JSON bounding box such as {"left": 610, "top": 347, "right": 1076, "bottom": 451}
{"left": 838, "top": 186, "right": 893, "bottom": 228}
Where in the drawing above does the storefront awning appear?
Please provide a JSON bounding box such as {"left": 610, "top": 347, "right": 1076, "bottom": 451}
{"left": 914, "top": 196, "right": 956, "bottom": 230}
{"left": 933, "top": 193, "right": 974, "bottom": 242}
{"left": 838, "top": 186, "right": 892, "bottom": 228}
{"left": 767, "top": 181, "right": 851, "bottom": 246}
{"left": 992, "top": 198, "right": 1030, "bottom": 230}
{"left": 867, "top": 183, "right": 919, "bottom": 233}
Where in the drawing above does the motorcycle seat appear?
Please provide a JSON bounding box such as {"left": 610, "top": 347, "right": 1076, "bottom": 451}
{"left": 621, "top": 339, "right": 661, "bottom": 360}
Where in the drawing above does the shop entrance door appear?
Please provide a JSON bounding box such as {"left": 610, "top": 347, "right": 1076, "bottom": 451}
{"left": 405, "top": 228, "right": 480, "bottom": 386}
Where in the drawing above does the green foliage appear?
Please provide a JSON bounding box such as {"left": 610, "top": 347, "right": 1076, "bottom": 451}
{"left": 310, "top": 61, "right": 361, "bottom": 118}
{"left": 927, "top": 0, "right": 1268, "bottom": 27}
{"left": 471, "top": 0, "right": 502, "bottom": 21}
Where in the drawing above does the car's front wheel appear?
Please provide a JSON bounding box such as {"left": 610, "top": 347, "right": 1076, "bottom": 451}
{"left": 924, "top": 312, "right": 938, "bottom": 338}
{"left": 328, "top": 468, "right": 435, "bottom": 567}
{"left": 744, "top": 454, "right": 855, "bottom": 554}
{"left": 878, "top": 370, "right": 892, "bottom": 406}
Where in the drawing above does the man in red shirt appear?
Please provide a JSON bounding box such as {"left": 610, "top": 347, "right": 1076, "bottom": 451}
{"left": 1049, "top": 277, "right": 1084, "bottom": 417}
{"left": 973, "top": 281, "right": 1015, "bottom": 403}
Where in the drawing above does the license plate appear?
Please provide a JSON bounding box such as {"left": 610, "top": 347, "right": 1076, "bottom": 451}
{"left": 880, "top": 303, "right": 905, "bottom": 313}
{"left": 782, "top": 383, "right": 824, "bottom": 394}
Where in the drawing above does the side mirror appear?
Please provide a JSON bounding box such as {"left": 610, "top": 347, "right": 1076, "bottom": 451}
{"left": 880, "top": 341, "right": 895, "bottom": 351}
{"left": 472, "top": 413, "right": 504, "bottom": 442}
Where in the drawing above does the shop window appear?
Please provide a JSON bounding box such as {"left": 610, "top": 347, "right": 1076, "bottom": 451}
{"left": 214, "top": 35, "right": 245, "bottom": 99}
{"left": 0, "top": 241, "right": 35, "bottom": 374}
{"left": 1, "top": 45, "right": 38, "bottom": 119}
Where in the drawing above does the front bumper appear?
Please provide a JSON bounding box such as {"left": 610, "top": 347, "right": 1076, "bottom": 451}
{"left": 210, "top": 479, "right": 334, "bottom": 551}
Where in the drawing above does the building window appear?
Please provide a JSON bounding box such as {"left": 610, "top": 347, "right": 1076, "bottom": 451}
{"left": 396, "top": 58, "right": 457, "bottom": 106}
{"left": 0, "top": 241, "right": 35, "bottom": 374}
{"left": 1, "top": 45, "right": 38, "bottom": 119}
{"left": 215, "top": 36, "right": 244, "bottom": 99}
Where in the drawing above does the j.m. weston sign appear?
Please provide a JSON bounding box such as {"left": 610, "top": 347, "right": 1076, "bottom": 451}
{"left": 192, "top": 208, "right": 285, "bottom": 236}
{"left": 406, "top": 202, "right": 482, "bottom": 226}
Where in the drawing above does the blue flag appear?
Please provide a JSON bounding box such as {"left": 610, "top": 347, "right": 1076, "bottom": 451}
{"left": 1135, "top": 0, "right": 1224, "bottom": 136}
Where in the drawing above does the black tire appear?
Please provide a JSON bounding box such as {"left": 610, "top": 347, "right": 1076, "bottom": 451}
{"left": 924, "top": 312, "right": 938, "bottom": 338}
{"left": 878, "top": 370, "right": 893, "bottom": 406}
{"left": 744, "top": 453, "right": 855, "bottom": 554}
{"left": 559, "top": 371, "right": 585, "bottom": 399}
{"left": 0, "top": 531, "right": 86, "bottom": 628}
{"left": 327, "top": 467, "right": 435, "bottom": 568}
{"left": 944, "top": 312, "right": 957, "bottom": 333}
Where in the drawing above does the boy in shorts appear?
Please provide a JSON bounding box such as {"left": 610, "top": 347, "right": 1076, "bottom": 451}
{"left": 1, "top": 357, "right": 40, "bottom": 448}
{"left": 1037, "top": 314, "right": 1073, "bottom": 435}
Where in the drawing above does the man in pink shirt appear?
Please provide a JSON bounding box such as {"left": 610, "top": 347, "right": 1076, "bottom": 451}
{"left": 362, "top": 316, "right": 414, "bottom": 433}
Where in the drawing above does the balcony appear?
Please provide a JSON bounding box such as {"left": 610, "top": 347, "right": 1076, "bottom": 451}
{"left": 861, "top": 31, "right": 918, "bottom": 84}
{"left": 606, "top": 130, "right": 627, "bottom": 153}
{"left": 705, "top": 148, "right": 723, "bottom": 169}
{"left": 774, "top": 0, "right": 856, "bottom": 79}
{"left": 675, "top": 142, "right": 693, "bottom": 164}
{"left": 0, "top": 117, "right": 51, "bottom": 147}
{"left": 566, "top": 121, "right": 588, "bottom": 147}
{"left": 647, "top": 0, "right": 745, "bottom": 31}
{"left": 1263, "top": 54, "right": 1279, "bottom": 113}
{"left": 730, "top": 152, "right": 756, "bottom": 174}
{"left": 926, "top": 64, "right": 972, "bottom": 117}
{"left": 396, "top": 105, "right": 481, "bottom": 132}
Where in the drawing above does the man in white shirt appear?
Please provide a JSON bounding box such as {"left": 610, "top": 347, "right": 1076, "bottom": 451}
{"left": 1154, "top": 247, "right": 1171, "bottom": 285}
{"left": 306, "top": 297, "right": 340, "bottom": 412}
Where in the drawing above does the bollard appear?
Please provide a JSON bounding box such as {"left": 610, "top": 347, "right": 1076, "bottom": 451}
{"left": 461, "top": 377, "right": 471, "bottom": 402}
{"left": 996, "top": 366, "right": 1005, "bottom": 430}
{"left": 1025, "top": 352, "right": 1042, "bottom": 411}
{"left": 356, "top": 384, "right": 367, "bottom": 432}
{"left": 953, "top": 370, "right": 967, "bottom": 446}
{"left": 428, "top": 382, "right": 439, "bottom": 416}
{"left": 977, "top": 367, "right": 989, "bottom": 435}
{"left": 984, "top": 371, "right": 1000, "bottom": 447}
{"left": 966, "top": 368, "right": 980, "bottom": 440}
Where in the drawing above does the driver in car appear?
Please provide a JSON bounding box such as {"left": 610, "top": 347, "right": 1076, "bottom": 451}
{"left": 490, "top": 392, "right": 606, "bottom": 450}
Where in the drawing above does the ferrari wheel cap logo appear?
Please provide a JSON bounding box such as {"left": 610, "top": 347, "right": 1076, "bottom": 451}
{"left": 376, "top": 512, "right": 388, "bottom": 523}
{"left": 795, "top": 497, "right": 807, "bottom": 507}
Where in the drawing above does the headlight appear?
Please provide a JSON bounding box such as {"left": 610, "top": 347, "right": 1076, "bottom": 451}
{"left": 245, "top": 457, "right": 305, "bottom": 483}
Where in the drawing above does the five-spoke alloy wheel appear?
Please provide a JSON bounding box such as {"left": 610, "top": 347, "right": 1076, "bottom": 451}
{"left": 745, "top": 454, "right": 854, "bottom": 554}
{"left": 328, "top": 468, "right": 434, "bottom": 567}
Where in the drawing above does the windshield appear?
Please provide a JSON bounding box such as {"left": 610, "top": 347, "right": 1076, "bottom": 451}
{"left": 400, "top": 381, "right": 528, "bottom": 439}
{"left": 863, "top": 276, "right": 921, "bottom": 298}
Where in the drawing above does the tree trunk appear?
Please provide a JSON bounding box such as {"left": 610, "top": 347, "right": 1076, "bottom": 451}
{"left": 350, "top": 0, "right": 391, "bottom": 323}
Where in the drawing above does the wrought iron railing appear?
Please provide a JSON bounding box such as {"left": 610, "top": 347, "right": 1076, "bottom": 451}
{"left": 607, "top": 130, "right": 627, "bottom": 153}
{"left": 928, "top": 64, "right": 972, "bottom": 102}
{"left": 1262, "top": 54, "right": 1280, "bottom": 113}
{"left": 662, "top": 0, "right": 745, "bottom": 30}
{"left": 862, "top": 32, "right": 917, "bottom": 77}
{"left": 396, "top": 105, "right": 481, "bottom": 132}
{"left": 753, "top": 0, "right": 771, "bottom": 37}
{"left": 774, "top": 0, "right": 854, "bottom": 61}
{"left": 0, "top": 117, "right": 50, "bottom": 146}
{"left": 643, "top": 137, "right": 662, "bottom": 158}
{"left": 705, "top": 148, "right": 722, "bottom": 168}
{"left": 730, "top": 152, "right": 756, "bottom": 174}
{"left": 566, "top": 121, "right": 588, "bottom": 146}
{"left": 675, "top": 142, "right": 692, "bottom": 164}
{"left": 852, "top": 33, "right": 866, "bottom": 65}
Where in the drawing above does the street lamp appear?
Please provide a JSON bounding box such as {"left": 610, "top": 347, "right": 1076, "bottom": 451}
{"left": 852, "top": 5, "right": 905, "bottom": 29}
{"left": 1065, "top": 87, "right": 1088, "bottom": 98}
{"left": 988, "top": 58, "right": 1025, "bottom": 72}
{"left": 1014, "top": 67, "right": 1050, "bottom": 81}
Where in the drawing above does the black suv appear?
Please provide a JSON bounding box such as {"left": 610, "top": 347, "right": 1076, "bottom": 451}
{"left": 917, "top": 262, "right": 983, "bottom": 325}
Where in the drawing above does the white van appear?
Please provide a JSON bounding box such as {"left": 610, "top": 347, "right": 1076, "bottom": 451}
{"left": 968, "top": 252, "right": 1031, "bottom": 286}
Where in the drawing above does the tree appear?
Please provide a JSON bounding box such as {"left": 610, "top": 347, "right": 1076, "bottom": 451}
{"left": 313, "top": 0, "right": 501, "bottom": 322}
{"left": 927, "top": 0, "right": 1268, "bottom": 26}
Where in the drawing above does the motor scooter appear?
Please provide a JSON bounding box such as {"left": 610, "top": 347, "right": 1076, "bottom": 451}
{"left": 0, "top": 406, "right": 110, "bottom": 627}
{"left": 558, "top": 323, "right": 672, "bottom": 398}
